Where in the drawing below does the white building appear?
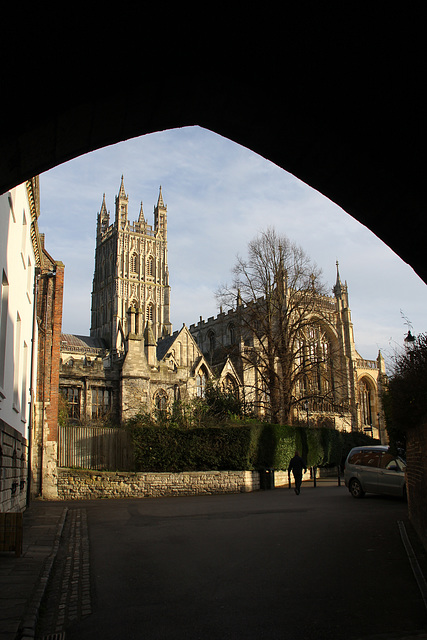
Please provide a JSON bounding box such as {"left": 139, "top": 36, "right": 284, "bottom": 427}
{"left": 0, "top": 179, "right": 40, "bottom": 512}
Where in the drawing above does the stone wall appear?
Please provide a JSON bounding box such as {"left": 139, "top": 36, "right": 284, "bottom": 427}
{"left": 57, "top": 468, "right": 261, "bottom": 500}
{"left": 406, "top": 421, "right": 427, "bottom": 550}
{"left": 0, "top": 420, "right": 27, "bottom": 512}
{"left": 33, "top": 254, "right": 64, "bottom": 499}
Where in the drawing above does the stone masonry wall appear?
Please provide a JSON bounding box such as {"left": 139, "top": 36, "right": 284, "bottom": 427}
{"left": 0, "top": 420, "right": 27, "bottom": 512}
{"left": 58, "top": 468, "right": 260, "bottom": 500}
{"left": 406, "top": 421, "right": 427, "bottom": 550}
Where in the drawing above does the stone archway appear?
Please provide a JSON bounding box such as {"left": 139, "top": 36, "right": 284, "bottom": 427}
{"left": 1, "top": 10, "right": 425, "bottom": 285}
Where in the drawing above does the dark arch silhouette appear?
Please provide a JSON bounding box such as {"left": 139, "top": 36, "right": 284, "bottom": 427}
{"left": 1, "top": 11, "right": 425, "bottom": 284}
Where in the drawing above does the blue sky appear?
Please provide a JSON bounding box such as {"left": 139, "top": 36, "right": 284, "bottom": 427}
{"left": 38, "top": 126, "right": 427, "bottom": 366}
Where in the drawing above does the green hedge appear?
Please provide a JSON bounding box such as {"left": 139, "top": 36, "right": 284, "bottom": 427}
{"left": 127, "top": 421, "right": 379, "bottom": 472}
{"left": 129, "top": 426, "right": 257, "bottom": 472}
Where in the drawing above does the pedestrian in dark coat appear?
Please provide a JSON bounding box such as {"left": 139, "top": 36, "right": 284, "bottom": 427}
{"left": 288, "top": 450, "right": 307, "bottom": 494}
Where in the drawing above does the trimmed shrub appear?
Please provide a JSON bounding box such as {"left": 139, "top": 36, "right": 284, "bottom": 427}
{"left": 129, "top": 425, "right": 256, "bottom": 472}
{"left": 126, "top": 415, "right": 379, "bottom": 473}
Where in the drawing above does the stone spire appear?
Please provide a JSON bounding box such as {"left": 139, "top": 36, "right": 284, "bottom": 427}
{"left": 97, "top": 193, "right": 109, "bottom": 235}
{"left": 118, "top": 175, "right": 127, "bottom": 199}
{"left": 157, "top": 185, "right": 165, "bottom": 209}
{"left": 144, "top": 321, "right": 157, "bottom": 366}
{"left": 138, "top": 201, "right": 145, "bottom": 224}
{"left": 115, "top": 175, "right": 129, "bottom": 227}
{"left": 333, "top": 261, "right": 344, "bottom": 298}
{"left": 154, "top": 185, "right": 167, "bottom": 237}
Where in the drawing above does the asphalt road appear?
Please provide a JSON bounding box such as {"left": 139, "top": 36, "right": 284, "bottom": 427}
{"left": 41, "top": 484, "right": 427, "bottom": 640}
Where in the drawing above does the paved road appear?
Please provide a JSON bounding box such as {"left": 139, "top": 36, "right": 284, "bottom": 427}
{"left": 36, "top": 484, "right": 427, "bottom": 640}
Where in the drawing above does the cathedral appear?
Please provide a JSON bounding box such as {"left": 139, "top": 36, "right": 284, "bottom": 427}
{"left": 59, "top": 178, "right": 386, "bottom": 439}
{"left": 60, "top": 178, "right": 215, "bottom": 424}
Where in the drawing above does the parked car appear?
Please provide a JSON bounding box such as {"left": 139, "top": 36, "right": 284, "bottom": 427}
{"left": 344, "top": 445, "right": 406, "bottom": 499}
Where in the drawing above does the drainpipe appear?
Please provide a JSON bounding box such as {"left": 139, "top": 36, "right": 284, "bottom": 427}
{"left": 26, "top": 268, "right": 40, "bottom": 507}
{"left": 38, "top": 269, "right": 56, "bottom": 497}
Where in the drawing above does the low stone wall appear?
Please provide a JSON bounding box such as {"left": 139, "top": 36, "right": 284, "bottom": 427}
{"left": 57, "top": 468, "right": 261, "bottom": 500}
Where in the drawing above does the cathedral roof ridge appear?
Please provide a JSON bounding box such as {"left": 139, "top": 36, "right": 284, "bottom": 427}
{"left": 61, "top": 333, "right": 108, "bottom": 352}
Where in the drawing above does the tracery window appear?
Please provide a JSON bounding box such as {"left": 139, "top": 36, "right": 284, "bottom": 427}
{"left": 130, "top": 252, "right": 138, "bottom": 274}
{"left": 359, "top": 378, "right": 373, "bottom": 426}
{"left": 147, "top": 256, "right": 154, "bottom": 277}
{"left": 228, "top": 323, "right": 236, "bottom": 344}
{"left": 207, "top": 330, "right": 216, "bottom": 353}
{"left": 154, "top": 389, "right": 168, "bottom": 412}
{"left": 196, "top": 367, "right": 208, "bottom": 398}
{"left": 222, "top": 374, "right": 239, "bottom": 397}
{"left": 298, "top": 324, "right": 334, "bottom": 411}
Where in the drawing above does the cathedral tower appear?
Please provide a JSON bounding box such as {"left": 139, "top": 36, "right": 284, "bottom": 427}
{"left": 90, "top": 178, "right": 172, "bottom": 351}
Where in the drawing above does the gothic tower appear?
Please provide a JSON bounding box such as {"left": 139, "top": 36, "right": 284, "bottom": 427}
{"left": 90, "top": 177, "right": 172, "bottom": 351}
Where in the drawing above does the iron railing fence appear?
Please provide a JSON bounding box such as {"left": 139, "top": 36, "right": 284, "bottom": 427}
{"left": 58, "top": 425, "right": 134, "bottom": 471}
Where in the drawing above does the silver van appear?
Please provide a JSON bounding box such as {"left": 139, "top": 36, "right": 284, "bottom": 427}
{"left": 344, "top": 445, "right": 406, "bottom": 499}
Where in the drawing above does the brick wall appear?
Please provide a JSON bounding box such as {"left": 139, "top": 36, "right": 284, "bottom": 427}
{"left": 57, "top": 468, "right": 261, "bottom": 499}
{"left": 406, "top": 421, "right": 427, "bottom": 550}
{"left": 44, "top": 262, "right": 64, "bottom": 445}
{"left": 32, "top": 256, "right": 64, "bottom": 499}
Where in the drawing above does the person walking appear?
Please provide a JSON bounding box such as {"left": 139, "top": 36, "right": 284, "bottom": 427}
{"left": 288, "top": 451, "right": 307, "bottom": 494}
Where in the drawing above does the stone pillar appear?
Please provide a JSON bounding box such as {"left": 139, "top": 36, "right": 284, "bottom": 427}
{"left": 33, "top": 259, "right": 64, "bottom": 499}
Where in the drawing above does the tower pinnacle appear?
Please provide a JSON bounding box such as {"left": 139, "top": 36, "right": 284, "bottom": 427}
{"left": 154, "top": 186, "right": 167, "bottom": 236}
{"left": 333, "top": 260, "right": 343, "bottom": 298}
{"left": 157, "top": 185, "right": 165, "bottom": 209}
{"left": 115, "top": 175, "right": 129, "bottom": 227}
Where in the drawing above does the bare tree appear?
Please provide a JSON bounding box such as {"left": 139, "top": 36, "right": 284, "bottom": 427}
{"left": 217, "top": 228, "right": 342, "bottom": 424}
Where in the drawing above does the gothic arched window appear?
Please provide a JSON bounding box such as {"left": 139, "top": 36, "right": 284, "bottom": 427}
{"left": 207, "top": 330, "right": 216, "bottom": 353}
{"left": 154, "top": 389, "right": 168, "bottom": 412}
{"left": 228, "top": 323, "right": 236, "bottom": 344}
{"left": 196, "top": 367, "right": 208, "bottom": 397}
{"left": 299, "top": 323, "right": 334, "bottom": 411}
{"left": 359, "top": 378, "right": 373, "bottom": 426}
{"left": 130, "top": 252, "right": 138, "bottom": 274}
{"left": 147, "top": 256, "right": 154, "bottom": 277}
{"left": 223, "top": 374, "right": 239, "bottom": 398}
{"left": 146, "top": 304, "right": 153, "bottom": 322}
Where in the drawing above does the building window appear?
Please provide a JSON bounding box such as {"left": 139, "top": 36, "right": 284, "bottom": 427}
{"left": 222, "top": 374, "right": 238, "bottom": 397}
{"left": 21, "top": 211, "right": 27, "bottom": 258}
{"left": 196, "top": 368, "right": 207, "bottom": 398}
{"left": 13, "top": 313, "right": 21, "bottom": 411}
{"left": 146, "top": 304, "right": 153, "bottom": 322}
{"left": 0, "top": 271, "right": 9, "bottom": 390}
{"left": 154, "top": 389, "right": 168, "bottom": 412}
{"left": 27, "top": 256, "right": 32, "bottom": 302}
{"left": 147, "top": 256, "right": 154, "bottom": 277}
{"left": 21, "top": 342, "right": 28, "bottom": 422}
{"left": 228, "top": 323, "right": 236, "bottom": 344}
{"left": 91, "top": 387, "right": 112, "bottom": 420}
{"left": 61, "top": 387, "right": 81, "bottom": 420}
{"left": 8, "top": 195, "right": 15, "bottom": 223}
{"left": 174, "top": 384, "right": 181, "bottom": 402}
{"left": 207, "top": 330, "right": 216, "bottom": 353}
{"left": 130, "top": 252, "right": 138, "bottom": 274}
{"left": 359, "top": 379, "right": 373, "bottom": 426}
